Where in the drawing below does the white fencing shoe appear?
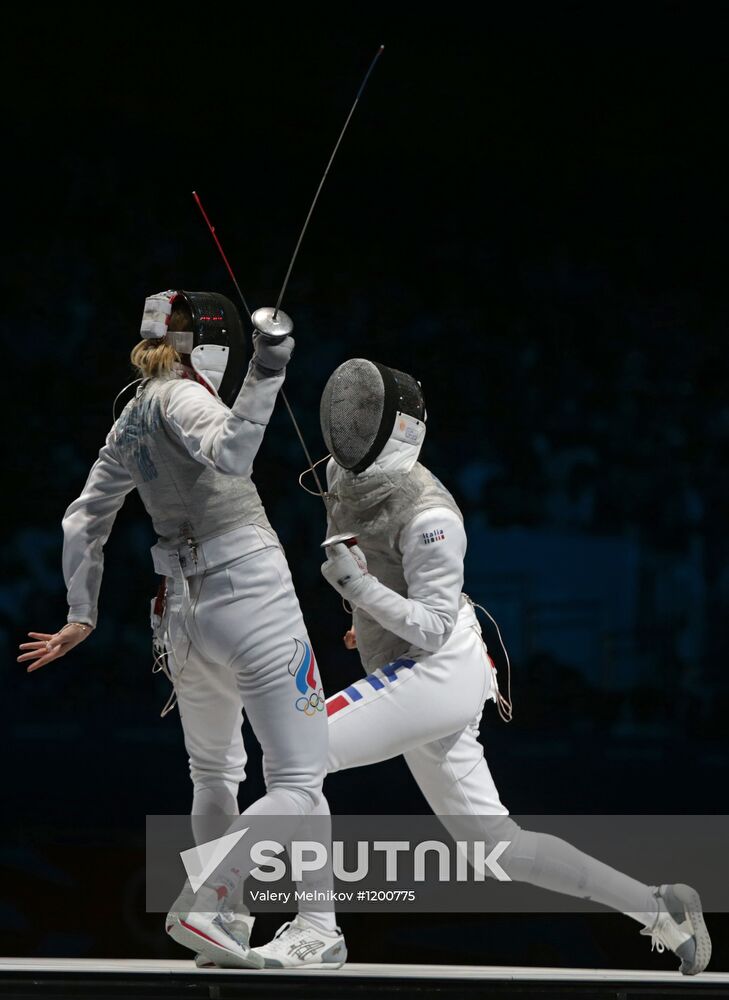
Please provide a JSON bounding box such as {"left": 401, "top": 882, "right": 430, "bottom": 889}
{"left": 194, "top": 954, "right": 217, "bottom": 969}
{"left": 166, "top": 886, "right": 263, "bottom": 969}
{"left": 252, "top": 915, "right": 347, "bottom": 969}
{"left": 193, "top": 914, "right": 255, "bottom": 969}
{"left": 641, "top": 883, "right": 711, "bottom": 975}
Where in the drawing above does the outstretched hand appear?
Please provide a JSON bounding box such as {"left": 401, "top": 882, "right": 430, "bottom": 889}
{"left": 18, "top": 623, "right": 93, "bottom": 673}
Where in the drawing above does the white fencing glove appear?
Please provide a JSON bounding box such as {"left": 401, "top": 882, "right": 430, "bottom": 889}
{"left": 252, "top": 331, "right": 295, "bottom": 374}
{"left": 321, "top": 542, "right": 369, "bottom": 601}
{"left": 141, "top": 290, "right": 177, "bottom": 339}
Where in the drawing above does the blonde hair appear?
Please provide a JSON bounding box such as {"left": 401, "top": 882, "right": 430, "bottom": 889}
{"left": 130, "top": 339, "right": 181, "bottom": 378}
{"left": 130, "top": 298, "right": 192, "bottom": 378}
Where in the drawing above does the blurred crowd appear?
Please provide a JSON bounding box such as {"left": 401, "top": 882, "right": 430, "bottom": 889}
{"left": 4, "top": 138, "right": 728, "bottom": 779}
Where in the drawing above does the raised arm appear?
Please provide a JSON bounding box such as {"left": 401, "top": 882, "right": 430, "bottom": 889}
{"left": 163, "top": 336, "right": 293, "bottom": 477}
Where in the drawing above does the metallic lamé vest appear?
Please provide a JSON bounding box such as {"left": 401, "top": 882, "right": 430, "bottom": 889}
{"left": 112, "top": 376, "right": 271, "bottom": 546}
{"left": 328, "top": 462, "right": 463, "bottom": 672}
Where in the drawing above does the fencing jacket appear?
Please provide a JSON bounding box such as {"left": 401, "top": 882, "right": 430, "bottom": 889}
{"left": 326, "top": 453, "right": 468, "bottom": 673}
{"left": 62, "top": 361, "right": 284, "bottom": 627}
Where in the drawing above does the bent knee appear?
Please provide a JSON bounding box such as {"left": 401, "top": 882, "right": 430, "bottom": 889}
{"left": 268, "top": 772, "right": 325, "bottom": 813}
{"left": 189, "top": 758, "right": 247, "bottom": 792}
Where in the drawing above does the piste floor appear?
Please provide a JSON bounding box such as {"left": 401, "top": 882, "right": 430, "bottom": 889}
{"left": 1, "top": 959, "right": 727, "bottom": 1000}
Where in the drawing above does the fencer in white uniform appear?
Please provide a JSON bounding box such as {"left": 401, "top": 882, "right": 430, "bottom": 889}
{"left": 18, "top": 291, "right": 343, "bottom": 970}
{"left": 252, "top": 358, "right": 711, "bottom": 976}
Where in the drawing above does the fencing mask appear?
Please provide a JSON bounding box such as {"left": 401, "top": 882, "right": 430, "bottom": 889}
{"left": 167, "top": 291, "right": 246, "bottom": 407}
{"left": 140, "top": 289, "right": 246, "bottom": 406}
{"left": 320, "top": 359, "right": 426, "bottom": 473}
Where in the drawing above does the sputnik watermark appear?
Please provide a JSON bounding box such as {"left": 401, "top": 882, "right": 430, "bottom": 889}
{"left": 249, "top": 890, "right": 358, "bottom": 904}
{"left": 180, "top": 827, "right": 249, "bottom": 892}
{"left": 179, "top": 833, "right": 512, "bottom": 886}
{"left": 148, "top": 814, "right": 729, "bottom": 913}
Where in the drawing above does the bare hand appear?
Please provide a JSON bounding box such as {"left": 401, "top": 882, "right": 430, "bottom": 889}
{"left": 18, "top": 624, "right": 93, "bottom": 673}
{"left": 343, "top": 627, "right": 357, "bottom": 650}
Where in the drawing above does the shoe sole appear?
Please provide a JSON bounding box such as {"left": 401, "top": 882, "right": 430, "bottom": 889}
{"left": 260, "top": 960, "right": 347, "bottom": 970}
{"left": 671, "top": 883, "right": 712, "bottom": 976}
{"left": 167, "top": 916, "right": 264, "bottom": 970}
{"left": 195, "top": 954, "right": 346, "bottom": 971}
{"left": 194, "top": 955, "right": 217, "bottom": 969}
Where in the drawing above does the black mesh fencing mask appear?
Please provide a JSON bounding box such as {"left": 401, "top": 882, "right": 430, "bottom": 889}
{"left": 320, "top": 359, "right": 425, "bottom": 472}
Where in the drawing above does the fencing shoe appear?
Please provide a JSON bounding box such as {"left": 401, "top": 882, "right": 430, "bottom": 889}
{"left": 194, "top": 914, "right": 255, "bottom": 968}
{"left": 166, "top": 885, "right": 263, "bottom": 969}
{"left": 640, "top": 883, "right": 711, "bottom": 975}
{"left": 252, "top": 914, "right": 347, "bottom": 969}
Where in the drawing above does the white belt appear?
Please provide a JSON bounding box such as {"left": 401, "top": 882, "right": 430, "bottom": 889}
{"left": 151, "top": 523, "right": 278, "bottom": 578}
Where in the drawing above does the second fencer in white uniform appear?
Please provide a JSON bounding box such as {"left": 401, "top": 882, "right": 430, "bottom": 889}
{"left": 252, "top": 359, "right": 711, "bottom": 976}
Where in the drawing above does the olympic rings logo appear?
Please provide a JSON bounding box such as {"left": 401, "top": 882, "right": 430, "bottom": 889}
{"left": 295, "top": 689, "right": 326, "bottom": 716}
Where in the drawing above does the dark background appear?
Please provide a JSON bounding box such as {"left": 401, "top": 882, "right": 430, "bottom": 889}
{"left": 3, "top": 3, "right": 728, "bottom": 973}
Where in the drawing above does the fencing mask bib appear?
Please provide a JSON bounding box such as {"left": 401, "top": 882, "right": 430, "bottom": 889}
{"left": 168, "top": 291, "right": 246, "bottom": 407}
{"left": 320, "top": 359, "right": 426, "bottom": 472}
